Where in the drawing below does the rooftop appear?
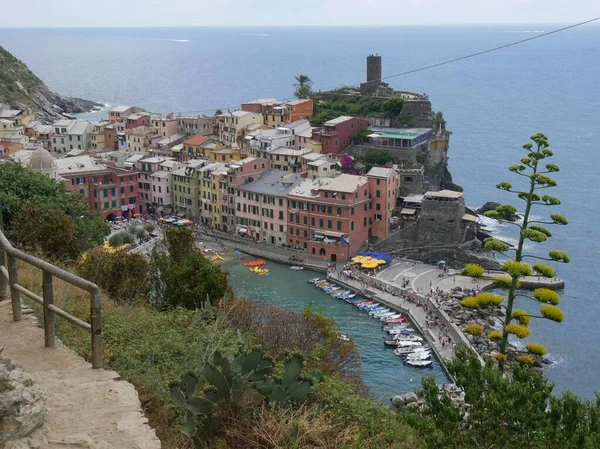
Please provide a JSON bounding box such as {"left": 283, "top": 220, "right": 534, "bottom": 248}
{"left": 404, "top": 194, "right": 424, "bottom": 203}
{"left": 184, "top": 135, "right": 210, "bottom": 146}
{"left": 289, "top": 174, "right": 369, "bottom": 197}
{"left": 230, "top": 110, "right": 252, "bottom": 118}
{"left": 424, "top": 190, "right": 463, "bottom": 199}
{"left": 127, "top": 113, "right": 148, "bottom": 120}
{"left": 243, "top": 98, "right": 279, "bottom": 105}
{"left": 237, "top": 169, "right": 303, "bottom": 196}
{"left": 150, "top": 170, "right": 171, "bottom": 179}
{"left": 271, "top": 147, "right": 314, "bottom": 156}
{"left": 301, "top": 152, "right": 325, "bottom": 162}
{"left": 110, "top": 106, "right": 132, "bottom": 113}
{"left": 368, "top": 127, "right": 431, "bottom": 140}
{"left": 0, "top": 110, "right": 21, "bottom": 119}
{"left": 367, "top": 167, "right": 394, "bottom": 178}
{"left": 124, "top": 154, "right": 145, "bottom": 164}
{"left": 160, "top": 160, "right": 179, "bottom": 168}
{"left": 286, "top": 98, "right": 312, "bottom": 106}
{"left": 139, "top": 156, "right": 174, "bottom": 164}
{"left": 55, "top": 155, "right": 105, "bottom": 174}
{"left": 324, "top": 116, "right": 354, "bottom": 126}
{"left": 65, "top": 149, "right": 85, "bottom": 157}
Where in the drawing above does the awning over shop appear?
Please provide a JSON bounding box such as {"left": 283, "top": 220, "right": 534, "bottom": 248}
{"left": 401, "top": 208, "right": 417, "bottom": 215}
{"left": 238, "top": 227, "right": 248, "bottom": 234}
{"left": 322, "top": 230, "right": 345, "bottom": 238}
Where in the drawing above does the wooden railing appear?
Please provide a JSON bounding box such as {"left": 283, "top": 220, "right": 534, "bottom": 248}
{"left": 0, "top": 229, "right": 102, "bottom": 369}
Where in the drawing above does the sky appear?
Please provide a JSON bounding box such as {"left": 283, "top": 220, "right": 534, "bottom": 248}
{"left": 3, "top": 0, "right": 599, "bottom": 27}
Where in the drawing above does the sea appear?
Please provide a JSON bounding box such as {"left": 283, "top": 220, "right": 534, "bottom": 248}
{"left": 0, "top": 25, "right": 598, "bottom": 398}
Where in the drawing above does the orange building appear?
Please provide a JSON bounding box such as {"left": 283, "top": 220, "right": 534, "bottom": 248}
{"left": 285, "top": 99, "right": 313, "bottom": 122}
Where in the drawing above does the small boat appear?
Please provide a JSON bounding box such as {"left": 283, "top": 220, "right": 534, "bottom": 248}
{"left": 384, "top": 339, "right": 402, "bottom": 347}
{"left": 394, "top": 346, "right": 429, "bottom": 355}
{"left": 404, "top": 353, "right": 432, "bottom": 361}
{"left": 290, "top": 266, "right": 304, "bottom": 270}
{"left": 308, "top": 278, "right": 321, "bottom": 284}
{"left": 380, "top": 313, "right": 402, "bottom": 322}
{"left": 338, "top": 334, "right": 351, "bottom": 342}
{"left": 406, "top": 360, "right": 433, "bottom": 368}
{"left": 393, "top": 334, "right": 422, "bottom": 342}
{"left": 384, "top": 323, "right": 409, "bottom": 332}
{"left": 388, "top": 327, "right": 414, "bottom": 335}
{"left": 249, "top": 267, "right": 269, "bottom": 275}
{"left": 353, "top": 300, "right": 374, "bottom": 308}
{"left": 383, "top": 317, "right": 406, "bottom": 324}
{"left": 396, "top": 340, "right": 423, "bottom": 347}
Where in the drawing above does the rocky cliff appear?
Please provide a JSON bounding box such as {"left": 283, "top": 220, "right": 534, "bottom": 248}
{"left": 0, "top": 45, "right": 101, "bottom": 124}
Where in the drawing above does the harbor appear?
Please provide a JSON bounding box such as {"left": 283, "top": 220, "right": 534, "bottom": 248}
{"left": 224, "top": 260, "right": 449, "bottom": 399}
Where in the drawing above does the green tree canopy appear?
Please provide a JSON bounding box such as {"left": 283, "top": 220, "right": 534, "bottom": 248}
{"left": 150, "top": 227, "right": 231, "bottom": 310}
{"left": 0, "top": 162, "right": 108, "bottom": 259}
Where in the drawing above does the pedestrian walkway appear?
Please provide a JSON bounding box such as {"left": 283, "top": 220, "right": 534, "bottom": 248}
{"left": 0, "top": 300, "right": 161, "bottom": 449}
{"left": 328, "top": 271, "right": 457, "bottom": 364}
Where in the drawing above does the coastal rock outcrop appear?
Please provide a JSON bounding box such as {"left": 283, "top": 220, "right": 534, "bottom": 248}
{"left": 476, "top": 202, "right": 519, "bottom": 221}
{"left": 0, "top": 45, "right": 101, "bottom": 124}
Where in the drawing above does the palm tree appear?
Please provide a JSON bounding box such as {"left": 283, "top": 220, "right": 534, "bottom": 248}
{"left": 293, "top": 74, "right": 313, "bottom": 98}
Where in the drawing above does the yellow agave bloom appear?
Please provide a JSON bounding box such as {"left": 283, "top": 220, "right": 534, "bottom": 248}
{"left": 505, "top": 323, "right": 531, "bottom": 339}
{"left": 464, "top": 324, "right": 484, "bottom": 336}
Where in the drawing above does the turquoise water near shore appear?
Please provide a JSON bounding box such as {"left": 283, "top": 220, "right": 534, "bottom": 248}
{"left": 0, "top": 24, "right": 598, "bottom": 396}
{"left": 225, "top": 261, "right": 448, "bottom": 400}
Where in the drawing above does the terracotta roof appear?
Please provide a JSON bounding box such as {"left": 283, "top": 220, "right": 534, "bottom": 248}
{"left": 184, "top": 135, "right": 210, "bottom": 146}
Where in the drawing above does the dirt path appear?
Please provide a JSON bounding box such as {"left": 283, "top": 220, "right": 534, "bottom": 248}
{"left": 0, "top": 300, "right": 161, "bottom": 449}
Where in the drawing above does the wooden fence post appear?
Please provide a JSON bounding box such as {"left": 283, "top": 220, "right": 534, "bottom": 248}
{"left": 7, "top": 254, "right": 21, "bottom": 321}
{"left": 0, "top": 248, "right": 7, "bottom": 302}
{"left": 43, "top": 271, "right": 55, "bottom": 348}
{"left": 90, "top": 291, "right": 103, "bottom": 369}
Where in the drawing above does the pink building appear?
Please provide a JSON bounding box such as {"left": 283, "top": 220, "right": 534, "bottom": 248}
{"left": 62, "top": 167, "right": 139, "bottom": 220}
{"left": 312, "top": 116, "right": 370, "bottom": 155}
{"left": 134, "top": 156, "right": 181, "bottom": 215}
{"left": 235, "top": 169, "right": 303, "bottom": 245}
{"left": 287, "top": 174, "right": 372, "bottom": 262}
{"left": 367, "top": 167, "right": 400, "bottom": 239}
{"left": 125, "top": 113, "right": 150, "bottom": 130}
{"left": 220, "top": 157, "right": 271, "bottom": 230}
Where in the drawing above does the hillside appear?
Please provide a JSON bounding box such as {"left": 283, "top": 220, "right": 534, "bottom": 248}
{"left": 0, "top": 45, "right": 101, "bottom": 124}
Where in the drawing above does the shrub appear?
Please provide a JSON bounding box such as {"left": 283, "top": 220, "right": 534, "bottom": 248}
{"left": 222, "top": 300, "right": 364, "bottom": 389}
{"left": 109, "top": 230, "right": 134, "bottom": 247}
{"left": 0, "top": 162, "right": 108, "bottom": 250}
{"left": 150, "top": 227, "right": 231, "bottom": 309}
{"left": 9, "top": 205, "right": 82, "bottom": 260}
{"left": 76, "top": 247, "right": 151, "bottom": 304}
{"left": 461, "top": 263, "right": 484, "bottom": 278}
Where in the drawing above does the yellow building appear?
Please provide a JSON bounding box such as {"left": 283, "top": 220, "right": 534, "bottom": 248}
{"left": 218, "top": 110, "right": 263, "bottom": 147}
{"left": 197, "top": 162, "right": 226, "bottom": 227}
{"left": 209, "top": 147, "right": 245, "bottom": 163}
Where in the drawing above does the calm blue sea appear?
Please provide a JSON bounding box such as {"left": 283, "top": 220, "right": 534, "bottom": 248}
{"left": 1, "top": 25, "right": 598, "bottom": 397}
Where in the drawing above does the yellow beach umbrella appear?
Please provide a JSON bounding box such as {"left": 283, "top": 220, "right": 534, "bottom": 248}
{"left": 376, "top": 259, "right": 387, "bottom": 265}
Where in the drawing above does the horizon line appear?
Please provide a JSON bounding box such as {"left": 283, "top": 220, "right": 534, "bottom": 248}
{"left": 2, "top": 21, "right": 597, "bottom": 30}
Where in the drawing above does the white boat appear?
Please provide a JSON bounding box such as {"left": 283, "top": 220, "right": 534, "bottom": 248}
{"left": 393, "top": 334, "right": 422, "bottom": 342}
{"left": 384, "top": 323, "right": 409, "bottom": 331}
{"left": 388, "top": 327, "right": 414, "bottom": 335}
{"left": 380, "top": 313, "right": 402, "bottom": 322}
{"left": 394, "top": 346, "right": 429, "bottom": 355}
{"left": 396, "top": 340, "right": 423, "bottom": 347}
{"left": 338, "top": 334, "right": 351, "bottom": 342}
{"left": 404, "top": 352, "right": 432, "bottom": 361}
{"left": 308, "top": 278, "right": 321, "bottom": 284}
{"left": 290, "top": 266, "right": 304, "bottom": 270}
{"left": 406, "top": 360, "right": 433, "bottom": 368}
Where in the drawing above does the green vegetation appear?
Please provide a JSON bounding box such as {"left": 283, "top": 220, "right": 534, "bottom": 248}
{"left": 382, "top": 97, "right": 404, "bottom": 116}
{"left": 361, "top": 150, "right": 395, "bottom": 172}
{"left": 409, "top": 347, "right": 600, "bottom": 449}
{"left": 0, "top": 162, "right": 108, "bottom": 260}
{"left": 76, "top": 248, "right": 151, "bottom": 305}
{"left": 460, "top": 134, "right": 569, "bottom": 368}
{"left": 293, "top": 74, "right": 313, "bottom": 98}
{"left": 108, "top": 230, "right": 135, "bottom": 247}
{"left": 312, "top": 95, "right": 384, "bottom": 125}
{"left": 150, "top": 227, "right": 231, "bottom": 309}
{"left": 0, "top": 45, "right": 45, "bottom": 102}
